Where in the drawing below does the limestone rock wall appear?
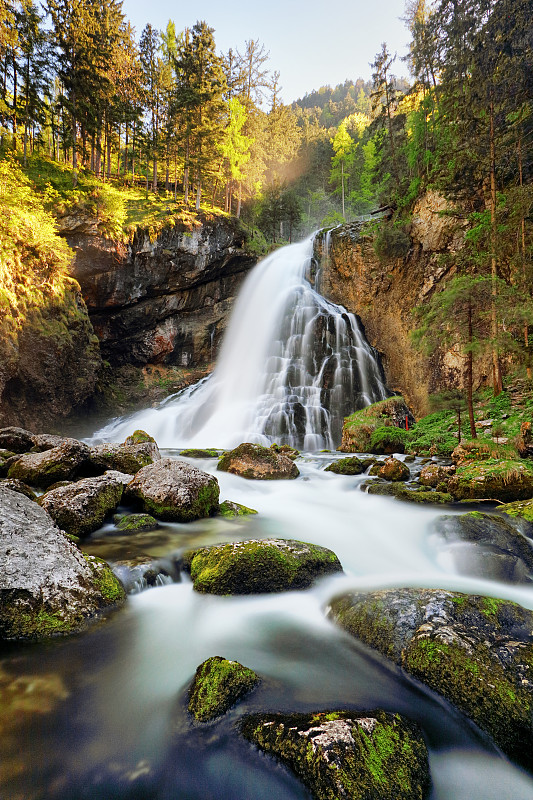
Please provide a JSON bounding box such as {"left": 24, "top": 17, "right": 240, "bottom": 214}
{"left": 316, "top": 193, "right": 480, "bottom": 418}
{"left": 67, "top": 215, "right": 255, "bottom": 369}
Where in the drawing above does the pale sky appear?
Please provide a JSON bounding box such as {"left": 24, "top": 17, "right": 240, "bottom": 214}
{"left": 121, "top": 0, "right": 411, "bottom": 104}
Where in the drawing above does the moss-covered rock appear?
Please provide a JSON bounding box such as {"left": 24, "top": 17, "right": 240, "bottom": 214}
{"left": 0, "top": 427, "right": 34, "bottom": 453}
{"left": 124, "top": 430, "right": 156, "bottom": 445}
{"left": 179, "top": 448, "right": 221, "bottom": 458}
{"left": 500, "top": 499, "right": 533, "bottom": 527}
{"left": 0, "top": 487, "right": 125, "bottom": 640}
{"left": 218, "top": 501, "right": 258, "bottom": 517}
{"left": 328, "top": 588, "right": 533, "bottom": 770}
{"left": 240, "top": 710, "right": 430, "bottom": 800}
{"left": 114, "top": 513, "right": 160, "bottom": 532}
{"left": 0, "top": 478, "right": 37, "bottom": 501}
{"left": 126, "top": 458, "right": 220, "bottom": 521}
{"left": 447, "top": 459, "right": 533, "bottom": 502}
{"left": 183, "top": 538, "right": 342, "bottom": 595}
{"left": 188, "top": 656, "right": 260, "bottom": 722}
{"left": 89, "top": 440, "right": 161, "bottom": 474}
{"left": 339, "top": 397, "right": 414, "bottom": 453}
{"left": 419, "top": 463, "right": 455, "bottom": 488}
{"left": 0, "top": 449, "right": 16, "bottom": 477}
{"left": 269, "top": 443, "right": 300, "bottom": 460}
{"left": 218, "top": 443, "right": 299, "bottom": 480}
{"left": 39, "top": 471, "right": 130, "bottom": 537}
{"left": 378, "top": 457, "right": 410, "bottom": 482}
{"left": 325, "top": 456, "right": 364, "bottom": 475}
{"left": 363, "top": 482, "right": 453, "bottom": 504}
{"left": 7, "top": 438, "right": 90, "bottom": 488}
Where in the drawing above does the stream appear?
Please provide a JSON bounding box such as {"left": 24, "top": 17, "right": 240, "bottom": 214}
{"left": 2, "top": 238, "right": 533, "bottom": 799}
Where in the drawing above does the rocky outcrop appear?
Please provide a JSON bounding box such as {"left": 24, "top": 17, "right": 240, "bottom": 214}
{"left": 0, "top": 487, "right": 125, "bottom": 640}
{"left": 217, "top": 443, "right": 300, "bottom": 480}
{"left": 68, "top": 215, "right": 255, "bottom": 369}
{"left": 240, "top": 710, "right": 430, "bottom": 800}
{"left": 8, "top": 438, "right": 90, "bottom": 488}
{"left": 316, "top": 194, "right": 476, "bottom": 417}
{"left": 183, "top": 538, "right": 342, "bottom": 594}
{"left": 328, "top": 588, "right": 533, "bottom": 769}
{"left": 188, "top": 656, "right": 260, "bottom": 722}
{"left": 89, "top": 439, "right": 161, "bottom": 474}
{"left": 126, "top": 458, "right": 220, "bottom": 521}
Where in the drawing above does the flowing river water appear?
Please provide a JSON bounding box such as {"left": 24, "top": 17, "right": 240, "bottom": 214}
{"left": 2, "top": 239, "right": 533, "bottom": 799}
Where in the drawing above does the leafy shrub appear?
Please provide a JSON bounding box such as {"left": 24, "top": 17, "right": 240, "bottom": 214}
{"left": 408, "top": 411, "right": 458, "bottom": 456}
{"left": 370, "top": 425, "right": 410, "bottom": 453}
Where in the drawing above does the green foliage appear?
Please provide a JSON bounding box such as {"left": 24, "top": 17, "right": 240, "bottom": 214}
{"left": 370, "top": 426, "right": 410, "bottom": 451}
{"left": 408, "top": 411, "right": 458, "bottom": 456}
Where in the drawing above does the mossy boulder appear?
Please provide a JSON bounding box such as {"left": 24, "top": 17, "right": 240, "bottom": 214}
{"left": 0, "top": 478, "right": 37, "bottom": 501}
{"left": 378, "top": 457, "right": 410, "bottom": 482}
{"left": 499, "top": 499, "right": 533, "bottom": 531}
{"left": 328, "top": 588, "right": 533, "bottom": 769}
{"left": 269, "top": 443, "right": 300, "bottom": 460}
{"left": 179, "top": 448, "right": 221, "bottom": 458}
{"left": 89, "top": 440, "right": 161, "bottom": 474}
{"left": 217, "top": 442, "right": 299, "bottom": 480}
{"left": 183, "top": 538, "right": 342, "bottom": 595}
{"left": 0, "top": 449, "right": 16, "bottom": 477}
{"left": 0, "top": 487, "right": 125, "bottom": 640}
{"left": 124, "top": 430, "right": 156, "bottom": 445}
{"left": 339, "top": 397, "right": 414, "bottom": 453}
{"left": 363, "top": 482, "right": 453, "bottom": 504}
{"left": 114, "top": 513, "right": 160, "bottom": 532}
{"left": 0, "top": 426, "right": 34, "bottom": 453}
{"left": 7, "top": 438, "right": 90, "bottom": 488}
{"left": 430, "top": 511, "right": 533, "bottom": 583}
{"left": 39, "top": 471, "right": 130, "bottom": 538}
{"left": 218, "top": 501, "right": 258, "bottom": 517}
{"left": 126, "top": 458, "right": 220, "bottom": 522}
{"left": 447, "top": 459, "right": 533, "bottom": 502}
{"left": 325, "top": 456, "right": 364, "bottom": 475}
{"left": 30, "top": 434, "right": 68, "bottom": 452}
{"left": 240, "top": 710, "right": 430, "bottom": 800}
{"left": 419, "top": 463, "right": 455, "bottom": 488}
{"left": 188, "top": 656, "right": 260, "bottom": 722}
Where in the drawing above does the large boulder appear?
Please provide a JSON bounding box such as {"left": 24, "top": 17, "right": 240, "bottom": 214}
{"left": 0, "top": 487, "right": 125, "bottom": 640}
{"left": 447, "top": 459, "right": 533, "bottom": 502}
{"left": 7, "top": 438, "right": 90, "bottom": 488}
{"left": 240, "top": 710, "right": 430, "bottom": 800}
{"left": 378, "top": 456, "right": 410, "bottom": 482}
{"left": 217, "top": 443, "right": 299, "bottom": 480}
{"left": 188, "top": 656, "right": 260, "bottom": 722}
{"left": 183, "top": 538, "right": 342, "bottom": 595}
{"left": 419, "top": 462, "right": 455, "bottom": 487}
{"left": 430, "top": 511, "right": 533, "bottom": 583}
{"left": 328, "top": 588, "right": 533, "bottom": 769}
{"left": 126, "top": 458, "right": 220, "bottom": 521}
{"left": 39, "top": 471, "right": 131, "bottom": 537}
{"left": 324, "top": 456, "right": 364, "bottom": 475}
{"left": 0, "top": 427, "right": 34, "bottom": 453}
{"left": 89, "top": 440, "right": 161, "bottom": 475}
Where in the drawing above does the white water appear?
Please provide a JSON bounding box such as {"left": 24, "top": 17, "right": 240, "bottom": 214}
{"left": 93, "top": 237, "right": 387, "bottom": 450}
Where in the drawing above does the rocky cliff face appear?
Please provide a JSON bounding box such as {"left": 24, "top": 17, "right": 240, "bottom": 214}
{"left": 316, "top": 192, "right": 474, "bottom": 417}
{"left": 66, "top": 215, "right": 255, "bottom": 369}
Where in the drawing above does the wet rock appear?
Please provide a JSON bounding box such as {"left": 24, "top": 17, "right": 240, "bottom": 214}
{"left": 0, "top": 487, "right": 125, "bottom": 640}
{"left": 89, "top": 439, "right": 161, "bottom": 475}
{"left": 30, "top": 433, "right": 69, "bottom": 452}
{"left": 0, "top": 478, "right": 37, "bottom": 501}
{"left": 270, "top": 443, "right": 300, "bottom": 460}
{"left": 123, "top": 429, "right": 156, "bottom": 445}
{"left": 447, "top": 459, "right": 533, "bottom": 502}
{"left": 499, "top": 499, "right": 533, "bottom": 536}
{"left": 183, "top": 538, "right": 342, "bottom": 595}
{"left": 39, "top": 471, "right": 131, "bottom": 537}
{"left": 0, "top": 426, "right": 34, "bottom": 453}
{"left": 218, "top": 501, "right": 258, "bottom": 517}
{"left": 419, "top": 463, "right": 456, "bottom": 488}
{"left": 328, "top": 587, "right": 533, "bottom": 769}
{"left": 179, "top": 448, "right": 221, "bottom": 458}
{"left": 7, "top": 438, "right": 90, "bottom": 488}
{"left": 378, "top": 457, "right": 410, "bottom": 482}
{"left": 0, "top": 449, "right": 16, "bottom": 477}
{"left": 325, "top": 456, "right": 364, "bottom": 475}
{"left": 240, "top": 710, "right": 430, "bottom": 800}
{"left": 188, "top": 656, "right": 260, "bottom": 722}
{"left": 114, "top": 513, "right": 160, "bottom": 532}
{"left": 217, "top": 443, "right": 299, "bottom": 480}
{"left": 363, "top": 482, "right": 453, "bottom": 504}
{"left": 111, "top": 557, "right": 178, "bottom": 593}
{"left": 126, "top": 458, "right": 220, "bottom": 521}
{"left": 430, "top": 511, "right": 533, "bottom": 583}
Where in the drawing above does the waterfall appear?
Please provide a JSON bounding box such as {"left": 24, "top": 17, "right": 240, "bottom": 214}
{"left": 95, "top": 235, "right": 388, "bottom": 450}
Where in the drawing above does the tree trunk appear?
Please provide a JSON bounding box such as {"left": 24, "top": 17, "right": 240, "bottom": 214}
{"left": 489, "top": 96, "right": 502, "bottom": 396}
{"left": 467, "top": 303, "right": 476, "bottom": 438}
{"left": 237, "top": 182, "right": 242, "bottom": 218}
{"left": 183, "top": 134, "right": 190, "bottom": 205}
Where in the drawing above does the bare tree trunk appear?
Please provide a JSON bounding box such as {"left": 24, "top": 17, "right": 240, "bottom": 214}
{"left": 467, "top": 303, "right": 477, "bottom": 438}
{"left": 489, "top": 96, "right": 502, "bottom": 396}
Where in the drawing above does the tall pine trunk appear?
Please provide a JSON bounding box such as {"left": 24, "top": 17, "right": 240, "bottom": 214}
{"left": 489, "top": 96, "right": 502, "bottom": 396}
{"left": 467, "top": 302, "right": 477, "bottom": 438}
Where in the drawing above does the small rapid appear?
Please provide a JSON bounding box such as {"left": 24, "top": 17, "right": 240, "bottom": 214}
{"left": 94, "top": 237, "right": 387, "bottom": 450}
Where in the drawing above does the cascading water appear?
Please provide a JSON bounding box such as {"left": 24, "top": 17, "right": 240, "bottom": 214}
{"left": 95, "top": 236, "right": 387, "bottom": 449}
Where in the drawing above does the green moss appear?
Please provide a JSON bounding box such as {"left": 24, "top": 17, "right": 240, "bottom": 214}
{"left": 499, "top": 499, "right": 533, "bottom": 523}
{"left": 82, "top": 554, "right": 126, "bottom": 604}
{"left": 218, "top": 501, "right": 258, "bottom": 517}
{"left": 0, "top": 602, "right": 76, "bottom": 639}
{"left": 115, "top": 513, "right": 159, "bottom": 532}
{"left": 370, "top": 426, "right": 410, "bottom": 454}
{"left": 180, "top": 448, "right": 221, "bottom": 458}
{"left": 340, "top": 397, "right": 411, "bottom": 453}
{"left": 124, "top": 429, "right": 156, "bottom": 445}
{"left": 188, "top": 656, "right": 259, "bottom": 722}
{"left": 449, "top": 459, "right": 533, "bottom": 501}
{"left": 325, "top": 457, "right": 364, "bottom": 475}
